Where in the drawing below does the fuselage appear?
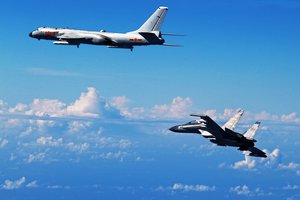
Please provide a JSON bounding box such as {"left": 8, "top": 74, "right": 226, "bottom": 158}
{"left": 169, "top": 122, "right": 255, "bottom": 148}
{"left": 29, "top": 27, "right": 164, "bottom": 48}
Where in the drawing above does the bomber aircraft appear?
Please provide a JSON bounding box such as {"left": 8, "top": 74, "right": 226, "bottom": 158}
{"left": 169, "top": 110, "right": 267, "bottom": 158}
{"left": 29, "top": 6, "right": 180, "bottom": 51}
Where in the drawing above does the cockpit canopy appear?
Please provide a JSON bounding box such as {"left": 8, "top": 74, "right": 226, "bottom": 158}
{"left": 185, "top": 120, "right": 202, "bottom": 125}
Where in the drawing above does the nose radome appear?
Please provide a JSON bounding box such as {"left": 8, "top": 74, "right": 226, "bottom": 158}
{"left": 169, "top": 126, "right": 178, "bottom": 132}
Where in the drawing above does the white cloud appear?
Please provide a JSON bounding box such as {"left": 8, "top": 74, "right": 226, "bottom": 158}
{"left": 26, "top": 99, "right": 65, "bottom": 117}
{"left": 109, "top": 96, "right": 131, "bottom": 117}
{"left": 232, "top": 153, "right": 256, "bottom": 169}
{"left": 68, "top": 121, "right": 92, "bottom": 132}
{"left": 24, "top": 153, "right": 46, "bottom": 163}
{"left": 2, "top": 87, "right": 300, "bottom": 123}
{"left": 47, "top": 185, "right": 71, "bottom": 189}
{"left": 150, "top": 97, "right": 192, "bottom": 119}
{"left": 117, "top": 139, "right": 131, "bottom": 149}
{"left": 26, "top": 180, "right": 38, "bottom": 188}
{"left": 0, "top": 138, "right": 8, "bottom": 148}
{"left": 172, "top": 183, "right": 216, "bottom": 192}
{"left": 36, "top": 136, "right": 63, "bottom": 147}
{"left": 7, "top": 87, "right": 105, "bottom": 119}
{"left": 66, "top": 142, "right": 89, "bottom": 153}
{"left": 230, "top": 185, "right": 250, "bottom": 195}
{"left": 283, "top": 185, "right": 299, "bottom": 190}
{"left": 262, "top": 148, "right": 280, "bottom": 167}
{"left": 92, "top": 151, "right": 128, "bottom": 162}
{"left": 279, "top": 162, "right": 300, "bottom": 170}
{"left": 66, "top": 87, "right": 101, "bottom": 117}
{"left": 281, "top": 112, "right": 300, "bottom": 123}
{"left": 228, "top": 148, "right": 280, "bottom": 170}
{"left": 2, "top": 177, "right": 26, "bottom": 190}
{"left": 0, "top": 99, "right": 6, "bottom": 113}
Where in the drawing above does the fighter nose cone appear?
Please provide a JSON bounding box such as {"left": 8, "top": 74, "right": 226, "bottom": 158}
{"left": 169, "top": 126, "right": 178, "bottom": 132}
{"left": 29, "top": 31, "right": 33, "bottom": 37}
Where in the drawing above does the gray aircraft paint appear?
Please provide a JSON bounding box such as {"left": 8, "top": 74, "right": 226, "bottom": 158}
{"left": 29, "top": 7, "right": 180, "bottom": 51}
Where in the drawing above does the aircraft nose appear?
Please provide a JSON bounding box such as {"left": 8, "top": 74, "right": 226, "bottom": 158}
{"left": 29, "top": 31, "right": 33, "bottom": 37}
{"left": 169, "top": 126, "right": 178, "bottom": 132}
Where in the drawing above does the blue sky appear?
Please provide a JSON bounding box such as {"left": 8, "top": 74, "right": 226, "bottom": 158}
{"left": 0, "top": 0, "right": 300, "bottom": 199}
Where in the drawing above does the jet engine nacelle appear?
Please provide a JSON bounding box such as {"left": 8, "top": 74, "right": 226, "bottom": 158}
{"left": 91, "top": 36, "right": 106, "bottom": 44}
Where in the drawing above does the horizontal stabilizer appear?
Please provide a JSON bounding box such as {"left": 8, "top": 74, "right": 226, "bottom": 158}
{"left": 138, "top": 32, "right": 162, "bottom": 43}
{"left": 248, "top": 147, "right": 267, "bottom": 158}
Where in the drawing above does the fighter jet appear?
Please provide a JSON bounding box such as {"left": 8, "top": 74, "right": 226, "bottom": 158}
{"left": 29, "top": 6, "right": 180, "bottom": 51}
{"left": 169, "top": 110, "right": 267, "bottom": 158}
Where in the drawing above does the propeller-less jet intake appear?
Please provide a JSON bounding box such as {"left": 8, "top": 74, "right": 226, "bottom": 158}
{"left": 169, "top": 110, "right": 267, "bottom": 158}
{"left": 29, "top": 7, "right": 181, "bottom": 51}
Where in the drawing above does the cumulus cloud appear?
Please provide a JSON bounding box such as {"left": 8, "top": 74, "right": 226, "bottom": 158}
{"left": 281, "top": 112, "right": 300, "bottom": 123}
{"left": 109, "top": 96, "right": 131, "bottom": 117}
{"left": 283, "top": 185, "right": 299, "bottom": 190}
{"left": 47, "top": 185, "right": 71, "bottom": 189}
{"left": 6, "top": 87, "right": 108, "bottom": 119}
{"left": 66, "top": 142, "right": 89, "bottom": 153}
{"left": 232, "top": 153, "right": 256, "bottom": 169}
{"left": 172, "top": 183, "right": 216, "bottom": 192}
{"left": 0, "top": 138, "right": 8, "bottom": 148}
{"left": 229, "top": 148, "right": 280, "bottom": 170}
{"left": 67, "top": 121, "right": 92, "bottom": 133}
{"left": 24, "top": 153, "right": 46, "bottom": 163}
{"left": 230, "top": 185, "right": 271, "bottom": 196}
{"left": 279, "top": 162, "right": 300, "bottom": 170}
{"left": 92, "top": 151, "right": 128, "bottom": 162}
{"left": 1, "top": 177, "right": 26, "bottom": 190}
{"left": 66, "top": 87, "right": 101, "bottom": 117}
{"left": 26, "top": 180, "right": 38, "bottom": 188}
{"left": 2, "top": 87, "right": 300, "bottom": 122}
{"left": 150, "top": 97, "right": 192, "bottom": 119}
{"left": 36, "top": 136, "right": 63, "bottom": 147}
{"left": 230, "top": 185, "right": 250, "bottom": 195}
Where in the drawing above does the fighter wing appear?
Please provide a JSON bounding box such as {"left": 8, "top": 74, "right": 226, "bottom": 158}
{"left": 190, "top": 114, "right": 225, "bottom": 139}
{"left": 247, "top": 147, "right": 267, "bottom": 158}
{"left": 221, "top": 110, "right": 244, "bottom": 131}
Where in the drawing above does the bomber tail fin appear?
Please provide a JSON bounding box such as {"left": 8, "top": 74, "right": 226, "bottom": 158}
{"left": 135, "top": 6, "right": 168, "bottom": 33}
{"left": 244, "top": 121, "right": 260, "bottom": 139}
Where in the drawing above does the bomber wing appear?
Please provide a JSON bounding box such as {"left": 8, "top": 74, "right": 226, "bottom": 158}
{"left": 57, "top": 32, "right": 87, "bottom": 40}
{"left": 222, "top": 109, "right": 244, "bottom": 131}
